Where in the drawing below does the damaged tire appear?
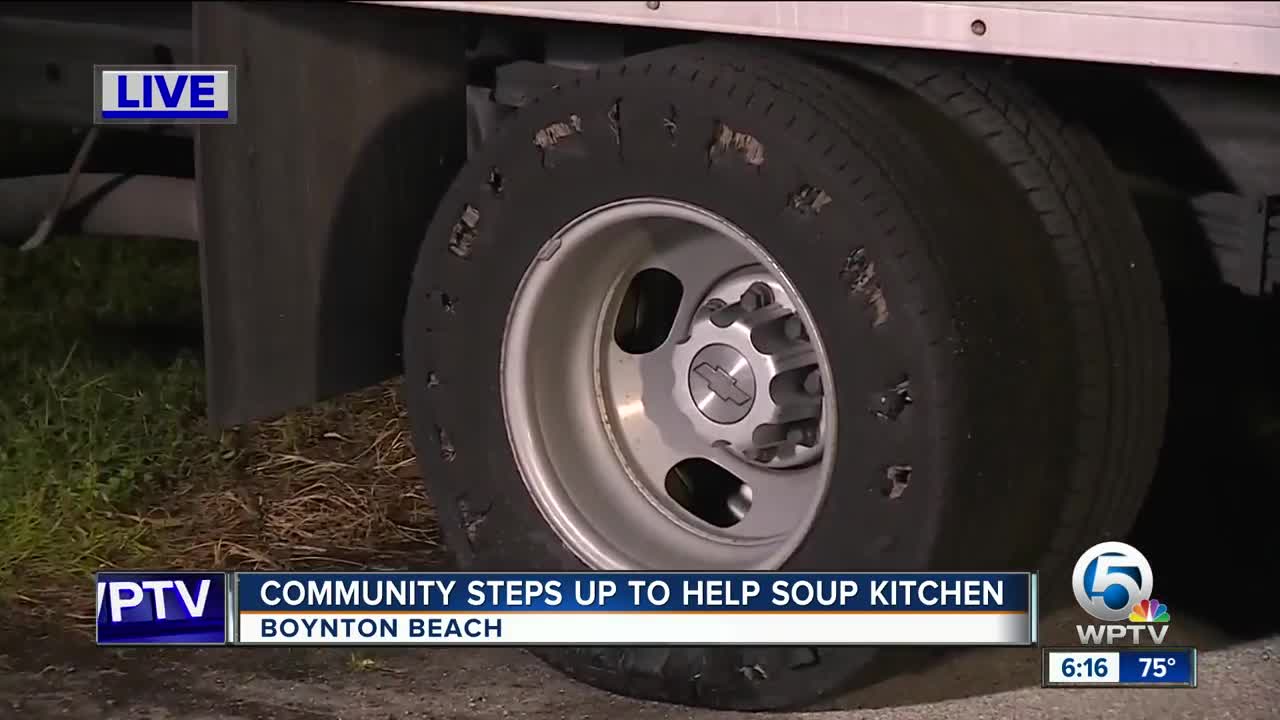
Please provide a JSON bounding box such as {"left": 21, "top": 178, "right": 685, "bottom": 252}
{"left": 403, "top": 44, "right": 1167, "bottom": 710}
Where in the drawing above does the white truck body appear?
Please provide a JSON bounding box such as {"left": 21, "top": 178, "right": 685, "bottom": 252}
{"left": 376, "top": 1, "right": 1280, "bottom": 76}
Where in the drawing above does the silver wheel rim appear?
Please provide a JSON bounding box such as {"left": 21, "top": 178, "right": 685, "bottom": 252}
{"left": 501, "top": 199, "right": 837, "bottom": 570}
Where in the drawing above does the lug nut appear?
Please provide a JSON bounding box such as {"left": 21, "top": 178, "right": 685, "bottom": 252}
{"left": 786, "top": 421, "right": 819, "bottom": 448}
{"left": 803, "top": 369, "right": 822, "bottom": 395}
{"left": 710, "top": 302, "right": 739, "bottom": 328}
{"left": 740, "top": 282, "right": 773, "bottom": 311}
{"left": 783, "top": 315, "right": 807, "bottom": 341}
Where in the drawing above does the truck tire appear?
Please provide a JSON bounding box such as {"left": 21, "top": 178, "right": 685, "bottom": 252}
{"left": 402, "top": 44, "right": 1168, "bottom": 710}
{"left": 830, "top": 49, "right": 1171, "bottom": 582}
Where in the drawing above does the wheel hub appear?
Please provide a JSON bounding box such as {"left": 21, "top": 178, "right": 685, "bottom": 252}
{"left": 688, "top": 344, "right": 756, "bottom": 423}
{"left": 501, "top": 198, "right": 836, "bottom": 571}
{"left": 672, "top": 268, "right": 825, "bottom": 470}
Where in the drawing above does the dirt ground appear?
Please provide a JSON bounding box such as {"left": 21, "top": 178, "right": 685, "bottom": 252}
{"left": 1, "top": 609, "right": 1276, "bottom": 719}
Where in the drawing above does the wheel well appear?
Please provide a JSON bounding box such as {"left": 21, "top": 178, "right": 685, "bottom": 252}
{"left": 1014, "top": 61, "right": 1279, "bottom": 195}
{"left": 1016, "top": 61, "right": 1280, "bottom": 294}
{"left": 794, "top": 43, "right": 1280, "bottom": 294}
{"left": 473, "top": 24, "right": 1279, "bottom": 196}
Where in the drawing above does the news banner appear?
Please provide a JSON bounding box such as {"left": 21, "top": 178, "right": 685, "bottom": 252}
{"left": 100, "top": 572, "right": 1035, "bottom": 646}
{"left": 96, "top": 543, "right": 1198, "bottom": 689}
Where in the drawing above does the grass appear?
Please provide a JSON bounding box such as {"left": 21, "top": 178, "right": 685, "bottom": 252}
{"left": 0, "top": 235, "right": 213, "bottom": 600}
{"left": 0, "top": 234, "right": 437, "bottom": 623}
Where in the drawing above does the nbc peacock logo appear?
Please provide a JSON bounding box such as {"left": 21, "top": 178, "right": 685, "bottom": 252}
{"left": 1129, "top": 598, "right": 1171, "bottom": 624}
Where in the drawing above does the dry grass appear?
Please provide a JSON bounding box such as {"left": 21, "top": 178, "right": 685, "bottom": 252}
{"left": 2, "top": 235, "right": 439, "bottom": 629}
{"left": 166, "top": 380, "right": 439, "bottom": 573}
{"left": 23, "top": 380, "right": 441, "bottom": 631}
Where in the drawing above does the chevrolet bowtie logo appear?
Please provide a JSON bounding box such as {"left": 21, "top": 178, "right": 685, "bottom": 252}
{"left": 693, "top": 363, "right": 752, "bottom": 405}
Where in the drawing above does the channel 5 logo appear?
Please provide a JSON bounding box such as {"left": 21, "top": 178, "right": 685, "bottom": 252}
{"left": 1072, "top": 541, "right": 1172, "bottom": 645}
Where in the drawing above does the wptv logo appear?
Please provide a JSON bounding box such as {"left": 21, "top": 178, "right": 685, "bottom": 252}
{"left": 1072, "top": 541, "right": 1171, "bottom": 645}
{"left": 94, "top": 66, "right": 236, "bottom": 125}
{"left": 96, "top": 572, "right": 228, "bottom": 644}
